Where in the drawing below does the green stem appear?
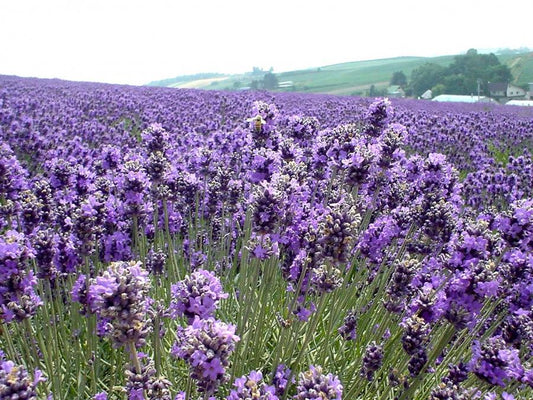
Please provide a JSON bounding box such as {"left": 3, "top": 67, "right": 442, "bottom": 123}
{"left": 0, "top": 322, "right": 21, "bottom": 364}
{"left": 127, "top": 341, "right": 142, "bottom": 374}
{"left": 282, "top": 294, "right": 329, "bottom": 400}
{"left": 398, "top": 324, "right": 456, "bottom": 400}
{"left": 154, "top": 305, "right": 162, "bottom": 375}
{"left": 127, "top": 341, "right": 147, "bottom": 399}
{"left": 23, "top": 318, "right": 40, "bottom": 370}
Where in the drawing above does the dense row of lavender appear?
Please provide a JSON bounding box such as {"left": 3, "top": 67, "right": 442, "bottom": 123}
{"left": 1, "top": 75, "right": 532, "bottom": 400}
{"left": 2, "top": 75, "right": 532, "bottom": 209}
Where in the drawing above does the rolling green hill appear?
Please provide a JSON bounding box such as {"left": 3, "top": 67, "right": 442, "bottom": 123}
{"left": 148, "top": 51, "right": 533, "bottom": 96}
{"left": 275, "top": 56, "right": 455, "bottom": 95}
{"left": 503, "top": 52, "right": 533, "bottom": 86}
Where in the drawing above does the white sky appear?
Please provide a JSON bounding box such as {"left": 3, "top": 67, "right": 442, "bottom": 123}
{"left": 1, "top": 0, "right": 533, "bottom": 86}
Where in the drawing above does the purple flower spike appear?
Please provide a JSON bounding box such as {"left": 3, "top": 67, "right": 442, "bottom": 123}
{"left": 0, "top": 359, "right": 45, "bottom": 399}
{"left": 226, "top": 370, "right": 279, "bottom": 400}
{"left": 93, "top": 392, "right": 108, "bottom": 400}
{"left": 338, "top": 310, "right": 357, "bottom": 341}
{"left": 172, "top": 317, "right": 239, "bottom": 395}
{"left": 294, "top": 365, "right": 343, "bottom": 400}
{"left": 364, "top": 98, "right": 392, "bottom": 137}
{"left": 86, "top": 261, "right": 151, "bottom": 348}
{"left": 272, "top": 364, "right": 294, "bottom": 397}
{"left": 170, "top": 269, "right": 228, "bottom": 322}
{"left": 0, "top": 230, "right": 42, "bottom": 323}
{"left": 469, "top": 336, "right": 524, "bottom": 387}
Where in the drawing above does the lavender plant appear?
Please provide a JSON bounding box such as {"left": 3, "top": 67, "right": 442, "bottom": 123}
{"left": 0, "top": 75, "right": 532, "bottom": 400}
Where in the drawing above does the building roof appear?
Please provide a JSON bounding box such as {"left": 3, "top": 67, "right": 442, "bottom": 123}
{"left": 387, "top": 85, "right": 403, "bottom": 92}
{"left": 432, "top": 94, "right": 496, "bottom": 103}
{"left": 420, "top": 89, "right": 432, "bottom": 99}
{"left": 488, "top": 82, "right": 508, "bottom": 92}
{"left": 506, "top": 100, "right": 533, "bottom": 106}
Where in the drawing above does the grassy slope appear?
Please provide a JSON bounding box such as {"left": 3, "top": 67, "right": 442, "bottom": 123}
{"left": 150, "top": 52, "right": 533, "bottom": 94}
{"left": 176, "top": 55, "right": 457, "bottom": 94}
{"left": 276, "top": 55, "right": 455, "bottom": 94}
{"left": 503, "top": 52, "right": 533, "bottom": 86}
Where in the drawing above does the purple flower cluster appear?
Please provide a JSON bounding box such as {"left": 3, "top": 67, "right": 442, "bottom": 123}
{"left": 170, "top": 269, "right": 228, "bottom": 322}
{"left": 338, "top": 309, "right": 357, "bottom": 341}
{"left": 124, "top": 355, "right": 172, "bottom": 400}
{"left": 364, "top": 97, "right": 391, "bottom": 137}
{"left": 1, "top": 75, "right": 533, "bottom": 398}
{"left": 294, "top": 365, "right": 343, "bottom": 400}
{"left": 0, "top": 142, "right": 28, "bottom": 209}
{"left": 286, "top": 115, "right": 320, "bottom": 143}
{"left": 272, "top": 364, "right": 294, "bottom": 397}
{"left": 469, "top": 336, "right": 524, "bottom": 387}
{"left": 361, "top": 342, "right": 384, "bottom": 381}
{"left": 401, "top": 315, "right": 430, "bottom": 356}
{"left": 226, "top": 370, "right": 278, "bottom": 400}
{"left": 0, "top": 358, "right": 45, "bottom": 400}
{"left": 171, "top": 317, "right": 239, "bottom": 395}
{"left": 0, "top": 230, "right": 41, "bottom": 323}
{"left": 79, "top": 261, "right": 151, "bottom": 347}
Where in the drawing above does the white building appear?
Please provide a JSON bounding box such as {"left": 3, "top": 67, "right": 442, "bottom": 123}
{"left": 420, "top": 89, "right": 432, "bottom": 100}
{"left": 387, "top": 85, "right": 405, "bottom": 98}
{"left": 432, "top": 94, "right": 497, "bottom": 103}
{"left": 488, "top": 82, "right": 527, "bottom": 100}
{"left": 506, "top": 84, "right": 526, "bottom": 98}
{"left": 506, "top": 100, "right": 533, "bottom": 106}
{"left": 278, "top": 81, "right": 294, "bottom": 89}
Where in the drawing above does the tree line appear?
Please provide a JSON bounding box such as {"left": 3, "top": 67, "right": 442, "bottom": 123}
{"left": 391, "top": 49, "right": 514, "bottom": 97}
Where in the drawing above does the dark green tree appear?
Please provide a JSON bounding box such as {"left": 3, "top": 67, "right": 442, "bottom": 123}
{"left": 367, "top": 84, "right": 386, "bottom": 97}
{"left": 487, "top": 64, "right": 513, "bottom": 83}
{"left": 443, "top": 74, "right": 469, "bottom": 94}
{"left": 252, "top": 67, "right": 264, "bottom": 75}
{"left": 410, "top": 50, "right": 513, "bottom": 96}
{"left": 263, "top": 72, "right": 279, "bottom": 90}
{"left": 431, "top": 83, "right": 446, "bottom": 97}
{"left": 409, "top": 63, "right": 446, "bottom": 97}
{"left": 390, "top": 71, "right": 407, "bottom": 87}
{"left": 446, "top": 49, "right": 511, "bottom": 94}
{"left": 250, "top": 80, "right": 261, "bottom": 90}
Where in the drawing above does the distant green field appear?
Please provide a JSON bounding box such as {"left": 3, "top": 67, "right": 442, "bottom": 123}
{"left": 275, "top": 56, "right": 456, "bottom": 94}
{"left": 149, "top": 52, "right": 533, "bottom": 95}
{"left": 506, "top": 53, "right": 533, "bottom": 86}
{"left": 174, "top": 55, "right": 457, "bottom": 95}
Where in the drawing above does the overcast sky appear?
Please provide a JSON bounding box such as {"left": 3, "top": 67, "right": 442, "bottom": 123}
{"left": 1, "top": 1, "right": 532, "bottom": 86}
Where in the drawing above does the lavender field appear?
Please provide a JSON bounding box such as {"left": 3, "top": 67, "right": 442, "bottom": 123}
{"left": 1, "top": 75, "right": 533, "bottom": 400}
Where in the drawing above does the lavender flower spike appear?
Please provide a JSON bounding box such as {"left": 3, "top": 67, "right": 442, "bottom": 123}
{"left": 170, "top": 268, "right": 228, "bottom": 323}
{"left": 226, "top": 370, "right": 279, "bottom": 400}
{"left": 0, "top": 359, "right": 45, "bottom": 400}
{"left": 294, "top": 365, "right": 343, "bottom": 400}
{"left": 172, "top": 316, "right": 239, "bottom": 395}
{"left": 87, "top": 261, "right": 151, "bottom": 348}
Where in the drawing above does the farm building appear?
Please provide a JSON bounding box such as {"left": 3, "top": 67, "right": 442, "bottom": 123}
{"left": 420, "top": 89, "right": 432, "bottom": 100}
{"left": 506, "top": 99, "right": 533, "bottom": 107}
{"left": 506, "top": 84, "right": 526, "bottom": 98}
{"left": 387, "top": 85, "right": 405, "bottom": 98}
{"left": 432, "top": 94, "right": 497, "bottom": 104}
{"left": 278, "top": 81, "right": 294, "bottom": 89}
{"left": 488, "top": 82, "right": 507, "bottom": 98}
{"left": 488, "top": 82, "right": 527, "bottom": 101}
